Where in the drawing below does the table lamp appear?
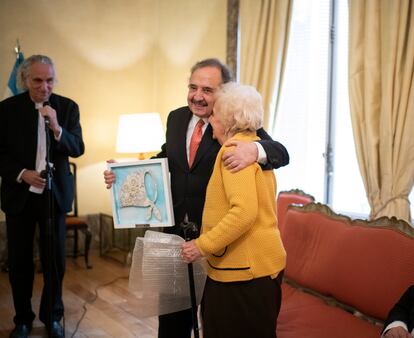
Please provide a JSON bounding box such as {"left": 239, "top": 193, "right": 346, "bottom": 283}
{"left": 116, "top": 113, "right": 165, "bottom": 160}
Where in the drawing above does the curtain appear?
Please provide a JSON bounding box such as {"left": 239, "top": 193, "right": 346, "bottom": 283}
{"left": 239, "top": 0, "right": 292, "bottom": 130}
{"left": 348, "top": 0, "right": 414, "bottom": 222}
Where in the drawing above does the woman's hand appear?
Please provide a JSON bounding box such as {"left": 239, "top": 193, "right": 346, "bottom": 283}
{"left": 181, "top": 240, "right": 202, "bottom": 263}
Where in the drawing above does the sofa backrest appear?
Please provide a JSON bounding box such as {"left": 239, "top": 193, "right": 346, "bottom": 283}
{"left": 277, "top": 189, "right": 315, "bottom": 235}
{"left": 282, "top": 203, "right": 414, "bottom": 321}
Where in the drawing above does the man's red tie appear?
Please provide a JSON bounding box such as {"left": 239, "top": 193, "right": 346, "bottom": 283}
{"left": 188, "top": 119, "right": 205, "bottom": 167}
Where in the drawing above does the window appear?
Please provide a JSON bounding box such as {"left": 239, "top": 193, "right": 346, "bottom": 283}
{"left": 273, "top": 0, "right": 414, "bottom": 220}
{"left": 274, "top": 0, "right": 331, "bottom": 204}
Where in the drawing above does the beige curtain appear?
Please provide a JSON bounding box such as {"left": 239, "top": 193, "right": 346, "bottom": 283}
{"left": 349, "top": 0, "right": 414, "bottom": 222}
{"left": 239, "top": 0, "right": 292, "bottom": 130}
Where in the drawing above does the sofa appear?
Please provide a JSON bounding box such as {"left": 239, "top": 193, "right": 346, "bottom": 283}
{"left": 277, "top": 203, "right": 414, "bottom": 338}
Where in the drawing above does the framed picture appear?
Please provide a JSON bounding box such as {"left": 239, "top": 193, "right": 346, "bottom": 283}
{"left": 108, "top": 159, "right": 174, "bottom": 229}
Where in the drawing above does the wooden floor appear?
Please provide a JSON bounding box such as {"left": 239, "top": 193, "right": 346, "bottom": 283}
{"left": 0, "top": 251, "right": 158, "bottom": 338}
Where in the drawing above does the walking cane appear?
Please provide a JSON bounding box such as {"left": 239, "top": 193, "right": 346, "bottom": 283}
{"left": 181, "top": 221, "right": 200, "bottom": 338}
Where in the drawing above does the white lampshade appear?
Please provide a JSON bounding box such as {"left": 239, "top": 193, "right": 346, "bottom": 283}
{"left": 116, "top": 113, "right": 165, "bottom": 154}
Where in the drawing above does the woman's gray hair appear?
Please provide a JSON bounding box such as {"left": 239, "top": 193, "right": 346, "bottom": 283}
{"left": 17, "top": 55, "right": 55, "bottom": 90}
{"left": 214, "top": 82, "right": 263, "bottom": 135}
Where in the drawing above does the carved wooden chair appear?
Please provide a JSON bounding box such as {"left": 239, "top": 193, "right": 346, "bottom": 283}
{"left": 66, "top": 162, "right": 92, "bottom": 268}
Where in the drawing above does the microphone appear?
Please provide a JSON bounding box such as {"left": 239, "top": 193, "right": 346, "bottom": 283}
{"left": 43, "top": 101, "right": 50, "bottom": 125}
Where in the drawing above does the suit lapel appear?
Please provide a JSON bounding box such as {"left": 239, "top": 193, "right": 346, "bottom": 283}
{"left": 21, "top": 93, "right": 39, "bottom": 168}
{"left": 169, "top": 107, "right": 218, "bottom": 171}
{"left": 170, "top": 109, "right": 193, "bottom": 172}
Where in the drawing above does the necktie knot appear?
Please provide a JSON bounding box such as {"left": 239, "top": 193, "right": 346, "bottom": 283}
{"left": 195, "top": 119, "right": 205, "bottom": 129}
{"left": 188, "top": 119, "right": 205, "bottom": 167}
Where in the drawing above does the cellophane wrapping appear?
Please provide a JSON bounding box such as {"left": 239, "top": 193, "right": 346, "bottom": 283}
{"left": 125, "top": 230, "right": 207, "bottom": 318}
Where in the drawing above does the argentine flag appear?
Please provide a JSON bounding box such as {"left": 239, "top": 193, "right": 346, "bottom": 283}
{"left": 3, "top": 52, "right": 24, "bottom": 99}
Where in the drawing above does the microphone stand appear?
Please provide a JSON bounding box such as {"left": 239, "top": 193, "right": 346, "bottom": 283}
{"left": 43, "top": 117, "right": 55, "bottom": 335}
{"left": 181, "top": 221, "right": 200, "bottom": 338}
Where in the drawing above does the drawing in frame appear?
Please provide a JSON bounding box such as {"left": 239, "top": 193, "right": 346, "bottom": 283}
{"left": 108, "top": 158, "right": 174, "bottom": 229}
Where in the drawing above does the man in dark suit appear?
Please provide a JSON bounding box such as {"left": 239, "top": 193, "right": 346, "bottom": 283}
{"left": 0, "top": 55, "right": 85, "bottom": 338}
{"left": 382, "top": 284, "right": 414, "bottom": 338}
{"left": 104, "top": 58, "right": 289, "bottom": 338}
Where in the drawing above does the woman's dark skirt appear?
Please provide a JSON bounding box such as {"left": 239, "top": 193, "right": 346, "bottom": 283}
{"left": 201, "top": 273, "right": 283, "bottom": 338}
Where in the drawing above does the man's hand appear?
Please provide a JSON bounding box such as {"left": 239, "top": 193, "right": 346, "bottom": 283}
{"left": 222, "top": 140, "right": 258, "bottom": 173}
{"left": 384, "top": 327, "right": 411, "bottom": 338}
{"left": 181, "top": 240, "right": 202, "bottom": 263}
{"left": 21, "top": 170, "right": 46, "bottom": 189}
{"left": 39, "top": 105, "right": 61, "bottom": 138}
{"left": 103, "top": 159, "right": 116, "bottom": 189}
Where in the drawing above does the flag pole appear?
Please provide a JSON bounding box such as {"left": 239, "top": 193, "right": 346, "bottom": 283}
{"left": 3, "top": 41, "right": 24, "bottom": 100}
{"left": 14, "top": 39, "right": 21, "bottom": 56}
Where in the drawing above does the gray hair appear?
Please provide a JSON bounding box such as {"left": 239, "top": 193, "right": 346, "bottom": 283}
{"left": 190, "top": 58, "right": 233, "bottom": 84}
{"left": 214, "top": 82, "right": 263, "bottom": 135}
{"left": 17, "top": 55, "right": 56, "bottom": 90}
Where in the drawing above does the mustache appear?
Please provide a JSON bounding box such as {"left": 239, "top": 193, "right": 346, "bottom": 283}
{"left": 191, "top": 98, "right": 208, "bottom": 106}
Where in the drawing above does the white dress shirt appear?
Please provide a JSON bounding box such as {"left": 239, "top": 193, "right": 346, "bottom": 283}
{"left": 17, "top": 101, "right": 61, "bottom": 194}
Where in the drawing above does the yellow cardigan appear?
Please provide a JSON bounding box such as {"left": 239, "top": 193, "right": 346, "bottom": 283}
{"left": 195, "top": 132, "right": 286, "bottom": 282}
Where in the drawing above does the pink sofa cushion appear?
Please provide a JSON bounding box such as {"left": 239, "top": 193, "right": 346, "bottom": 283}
{"left": 282, "top": 204, "right": 414, "bottom": 320}
{"left": 278, "top": 283, "right": 382, "bottom": 338}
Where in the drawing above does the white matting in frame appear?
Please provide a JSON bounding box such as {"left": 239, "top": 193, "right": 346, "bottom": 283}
{"left": 108, "top": 159, "right": 174, "bottom": 229}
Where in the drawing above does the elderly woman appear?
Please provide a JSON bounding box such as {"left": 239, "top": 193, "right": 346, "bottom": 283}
{"left": 182, "top": 82, "right": 286, "bottom": 338}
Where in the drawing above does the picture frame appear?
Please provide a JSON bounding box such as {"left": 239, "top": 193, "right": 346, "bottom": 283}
{"left": 108, "top": 159, "right": 174, "bottom": 229}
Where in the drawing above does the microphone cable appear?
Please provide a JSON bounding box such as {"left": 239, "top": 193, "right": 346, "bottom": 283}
{"left": 69, "top": 275, "right": 129, "bottom": 338}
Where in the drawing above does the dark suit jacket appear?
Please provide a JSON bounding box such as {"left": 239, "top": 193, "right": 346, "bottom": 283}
{"left": 383, "top": 285, "right": 414, "bottom": 333}
{"left": 0, "top": 91, "right": 85, "bottom": 215}
{"left": 154, "top": 106, "right": 289, "bottom": 235}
